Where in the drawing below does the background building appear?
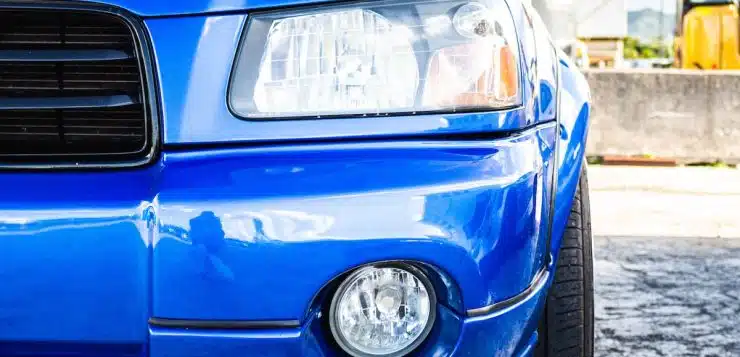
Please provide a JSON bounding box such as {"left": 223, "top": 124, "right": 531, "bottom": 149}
{"left": 532, "top": 0, "right": 628, "bottom": 68}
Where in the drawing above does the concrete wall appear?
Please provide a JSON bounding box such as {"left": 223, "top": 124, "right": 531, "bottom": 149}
{"left": 583, "top": 69, "right": 740, "bottom": 162}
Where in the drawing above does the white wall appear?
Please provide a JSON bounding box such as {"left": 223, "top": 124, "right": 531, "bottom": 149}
{"left": 576, "top": 0, "right": 628, "bottom": 39}
{"left": 532, "top": 0, "right": 628, "bottom": 42}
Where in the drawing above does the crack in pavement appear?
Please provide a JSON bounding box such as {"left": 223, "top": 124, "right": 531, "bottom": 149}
{"left": 595, "top": 237, "right": 740, "bottom": 357}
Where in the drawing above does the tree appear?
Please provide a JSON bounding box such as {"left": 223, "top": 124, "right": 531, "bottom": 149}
{"left": 623, "top": 36, "right": 671, "bottom": 59}
{"left": 624, "top": 47, "right": 639, "bottom": 59}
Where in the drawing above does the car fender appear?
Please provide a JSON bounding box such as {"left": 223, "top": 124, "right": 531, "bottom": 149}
{"left": 550, "top": 53, "right": 592, "bottom": 264}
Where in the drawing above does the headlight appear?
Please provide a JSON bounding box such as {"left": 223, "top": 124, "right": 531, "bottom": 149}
{"left": 329, "top": 264, "right": 436, "bottom": 357}
{"left": 229, "top": 0, "right": 520, "bottom": 119}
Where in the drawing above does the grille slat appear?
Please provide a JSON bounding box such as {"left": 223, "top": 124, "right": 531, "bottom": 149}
{"left": 0, "top": 94, "right": 137, "bottom": 110}
{"left": 0, "top": 49, "right": 132, "bottom": 62}
{"left": 0, "top": 62, "right": 140, "bottom": 93}
{"left": 0, "top": 9, "right": 151, "bottom": 164}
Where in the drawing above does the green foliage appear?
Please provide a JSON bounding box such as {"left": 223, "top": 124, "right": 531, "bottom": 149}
{"left": 640, "top": 47, "right": 657, "bottom": 58}
{"left": 623, "top": 36, "right": 671, "bottom": 59}
{"left": 587, "top": 156, "right": 604, "bottom": 165}
{"left": 624, "top": 47, "right": 639, "bottom": 59}
{"left": 686, "top": 160, "right": 737, "bottom": 169}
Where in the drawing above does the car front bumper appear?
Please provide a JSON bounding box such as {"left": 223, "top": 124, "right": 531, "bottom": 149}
{"left": 0, "top": 124, "right": 556, "bottom": 357}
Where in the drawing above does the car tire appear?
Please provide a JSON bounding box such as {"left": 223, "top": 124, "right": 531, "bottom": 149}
{"left": 535, "top": 163, "right": 594, "bottom": 357}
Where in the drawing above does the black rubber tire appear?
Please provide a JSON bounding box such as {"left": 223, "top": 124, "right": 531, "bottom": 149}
{"left": 535, "top": 164, "right": 594, "bottom": 357}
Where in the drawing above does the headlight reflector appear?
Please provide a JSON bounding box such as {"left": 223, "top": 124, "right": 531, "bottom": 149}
{"left": 329, "top": 265, "right": 436, "bottom": 357}
{"left": 253, "top": 10, "right": 419, "bottom": 116}
{"left": 229, "top": 0, "right": 520, "bottom": 119}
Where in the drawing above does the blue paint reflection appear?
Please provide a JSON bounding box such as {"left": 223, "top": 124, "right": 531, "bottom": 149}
{"left": 189, "top": 211, "right": 234, "bottom": 281}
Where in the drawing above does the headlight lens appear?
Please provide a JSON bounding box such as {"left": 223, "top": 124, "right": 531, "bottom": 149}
{"left": 329, "top": 265, "right": 436, "bottom": 357}
{"left": 229, "top": 0, "right": 520, "bottom": 119}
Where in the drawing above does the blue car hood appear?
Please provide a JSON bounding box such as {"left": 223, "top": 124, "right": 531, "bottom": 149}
{"left": 75, "top": 0, "right": 343, "bottom": 16}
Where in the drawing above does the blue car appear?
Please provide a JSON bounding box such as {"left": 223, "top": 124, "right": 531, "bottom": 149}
{"left": 0, "top": 0, "right": 592, "bottom": 356}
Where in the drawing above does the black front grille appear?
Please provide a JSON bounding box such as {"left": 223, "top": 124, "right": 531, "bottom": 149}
{"left": 0, "top": 8, "right": 153, "bottom": 166}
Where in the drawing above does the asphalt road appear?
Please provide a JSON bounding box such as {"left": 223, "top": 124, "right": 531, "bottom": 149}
{"left": 590, "top": 166, "right": 740, "bottom": 357}
{"left": 594, "top": 236, "right": 740, "bottom": 357}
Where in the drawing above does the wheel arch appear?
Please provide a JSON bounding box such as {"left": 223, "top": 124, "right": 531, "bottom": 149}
{"left": 548, "top": 54, "right": 592, "bottom": 266}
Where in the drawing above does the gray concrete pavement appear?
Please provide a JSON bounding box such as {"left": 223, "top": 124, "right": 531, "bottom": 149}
{"left": 590, "top": 165, "right": 740, "bottom": 238}
{"left": 590, "top": 165, "right": 740, "bottom": 356}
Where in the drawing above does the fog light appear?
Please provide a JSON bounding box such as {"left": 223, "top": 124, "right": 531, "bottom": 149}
{"left": 329, "top": 264, "right": 436, "bottom": 357}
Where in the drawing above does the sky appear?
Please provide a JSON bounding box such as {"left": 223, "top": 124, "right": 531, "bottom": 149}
{"left": 627, "top": 0, "right": 677, "bottom": 13}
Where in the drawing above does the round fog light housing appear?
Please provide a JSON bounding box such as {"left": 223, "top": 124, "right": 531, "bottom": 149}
{"left": 329, "top": 264, "right": 436, "bottom": 357}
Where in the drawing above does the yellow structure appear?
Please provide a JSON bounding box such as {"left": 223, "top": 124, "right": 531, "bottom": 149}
{"left": 675, "top": 0, "right": 740, "bottom": 69}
